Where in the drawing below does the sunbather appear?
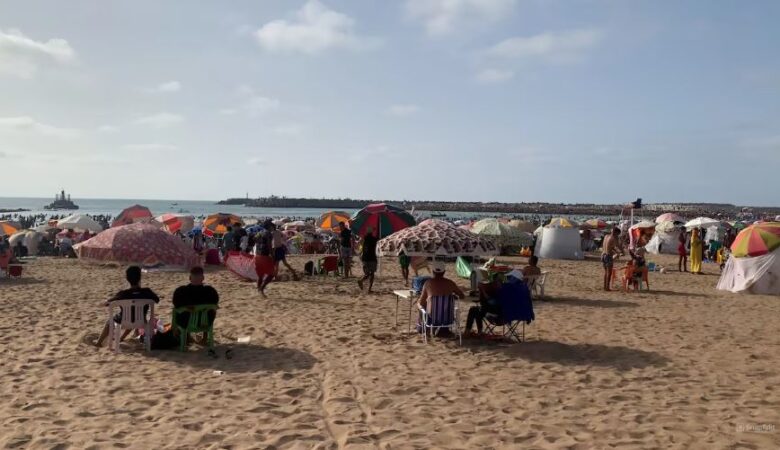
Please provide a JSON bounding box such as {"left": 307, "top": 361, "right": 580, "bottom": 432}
{"left": 417, "top": 261, "right": 465, "bottom": 308}
{"left": 95, "top": 266, "right": 160, "bottom": 347}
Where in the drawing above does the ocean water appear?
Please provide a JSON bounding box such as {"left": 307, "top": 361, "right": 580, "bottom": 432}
{"left": 0, "top": 197, "right": 527, "bottom": 221}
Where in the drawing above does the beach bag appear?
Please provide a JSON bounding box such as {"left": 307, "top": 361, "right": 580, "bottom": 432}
{"left": 304, "top": 260, "right": 315, "bottom": 276}
{"left": 151, "top": 327, "right": 179, "bottom": 350}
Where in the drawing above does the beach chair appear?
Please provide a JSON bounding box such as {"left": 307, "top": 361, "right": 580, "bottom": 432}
{"left": 318, "top": 255, "right": 339, "bottom": 276}
{"left": 524, "top": 271, "right": 549, "bottom": 300}
{"left": 615, "top": 264, "right": 649, "bottom": 292}
{"left": 418, "top": 295, "right": 461, "bottom": 346}
{"left": 172, "top": 304, "right": 218, "bottom": 352}
{"left": 107, "top": 299, "right": 156, "bottom": 353}
{"left": 484, "top": 279, "right": 534, "bottom": 342}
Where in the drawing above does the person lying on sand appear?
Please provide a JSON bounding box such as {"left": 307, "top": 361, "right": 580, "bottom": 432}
{"left": 95, "top": 266, "right": 160, "bottom": 347}
{"left": 172, "top": 266, "right": 219, "bottom": 345}
{"left": 417, "top": 261, "right": 465, "bottom": 308}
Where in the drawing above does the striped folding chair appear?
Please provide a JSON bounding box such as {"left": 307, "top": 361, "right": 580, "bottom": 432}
{"left": 418, "top": 295, "right": 461, "bottom": 346}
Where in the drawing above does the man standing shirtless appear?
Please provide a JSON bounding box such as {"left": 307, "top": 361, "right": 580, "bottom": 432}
{"left": 602, "top": 227, "right": 624, "bottom": 291}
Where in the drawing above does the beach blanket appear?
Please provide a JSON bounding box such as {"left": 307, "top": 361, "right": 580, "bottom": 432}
{"left": 225, "top": 251, "right": 258, "bottom": 282}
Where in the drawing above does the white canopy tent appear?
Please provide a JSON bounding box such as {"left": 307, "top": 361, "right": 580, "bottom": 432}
{"left": 536, "top": 226, "right": 583, "bottom": 260}
{"left": 717, "top": 247, "right": 780, "bottom": 295}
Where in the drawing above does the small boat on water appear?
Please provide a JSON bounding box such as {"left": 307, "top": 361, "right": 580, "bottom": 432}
{"left": 430, "top": 212, "right": 447, "bottom": 218}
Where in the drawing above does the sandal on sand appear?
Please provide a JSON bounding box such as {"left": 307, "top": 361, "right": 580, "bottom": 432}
{"left": 208, "top": 349, "right": 218, "bottom": 359}
{"left": 225, "top": 349, "right": 233, "bottom": 360}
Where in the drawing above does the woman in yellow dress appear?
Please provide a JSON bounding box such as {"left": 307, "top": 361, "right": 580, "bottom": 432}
{"left": 690, "top": 228, "right": 703, "bottom": 274}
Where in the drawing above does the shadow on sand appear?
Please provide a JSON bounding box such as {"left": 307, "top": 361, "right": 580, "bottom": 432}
{"left": 0, "top": 277, "right": 49, "bottom": 286}
{"left": 146, "top": 344, "right": 319, "bottom": 373}
{"left": 81, "top": 331, "right": 318, "bottom": 374}
{"left": 540, "top": 296, "right": 639, "bottom": 308}
{"left": 467, "top": 339, "right": 669, "bottom": 371}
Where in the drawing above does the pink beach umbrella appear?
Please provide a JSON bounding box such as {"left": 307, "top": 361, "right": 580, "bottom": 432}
{"left": 75, "top": 223, "right": 199, "bottom": 268}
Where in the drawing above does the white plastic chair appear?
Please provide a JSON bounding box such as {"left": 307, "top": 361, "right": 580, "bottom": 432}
{"left": 418, "top": 295, "right": 461, "bottom": 346}
{"left": 107, "top": 299, "right": 156, "bottom": 353}
{"left": 525, "top": 271, "right": 549, "bottom": 300}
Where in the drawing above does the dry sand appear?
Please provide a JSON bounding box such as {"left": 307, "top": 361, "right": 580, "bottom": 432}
{"left": 1, "top": 254, "right": 778, "bottom": 449}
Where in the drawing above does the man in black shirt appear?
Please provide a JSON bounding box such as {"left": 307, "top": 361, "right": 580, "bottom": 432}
{"left": 357, "top": 227, "right": 379, "bottom": 293}
{"left": 96, "top": 266, "right": 160, "bottom": 347}
{"left": 339, "top": 221, "right": 353, "bottom": 278}
{"left": 172, "top": 267, "right": 219, "bottom": 338}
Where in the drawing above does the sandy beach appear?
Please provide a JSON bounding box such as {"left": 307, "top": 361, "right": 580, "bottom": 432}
{"left": 1, "top": 254, "right": 778, "bottom": 449}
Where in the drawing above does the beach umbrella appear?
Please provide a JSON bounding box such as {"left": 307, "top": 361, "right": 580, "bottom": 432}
{"left": 316, "top": 211, "right": 351, "bottom": 232}
{"left": 112, "top": 204, "right": 153, "bottom": 227}
{"left": 656, "top": 220, "right": 680, "bottom": 233}
{"left": 0, "top": 221, "right": 20, "bottom": 237}
{"left": 34, "top": 223, "right": 59, "bottom": 233}
{"left": 685, "top": 217, "right": 719, "bottom": 229}
{"left": 75, "top": 222, "right": 199, "bottom": 268}
{"left": 547, "top": 217, "right": 578, "bottom": 228}
{"left": 377, "top": 219, "right": 498, "bottom": 257}
{"left": 350, "top": 203, "right": 416, "bottom": 239}
{"left": 630, "top": 220, "right": 657, "bottom": 230}
{"left": 203, "top": 213, "right": 243, "bottom": 235}
{"left": 56, "top": 214, "right": 104, "bottom": 233}
{"left": 583, "top": 219, "right": 608, "bottom": 230}
{"left": 246, "top": 224, "right": 264, "bottom": 234}
{"left": 155, "top": 213, "right": 195, "bottom": 234}
{"left": 472, "top": 218, "right": 534, "bottom": 247}
{"left": 507, "top": 219, "right": 536, "bottom": 233}
{"left": 655, "top": 213, "right": 684, "bottom": 224}
{"left": 775, "top": 215, "right": 780, "bottom": 222}
{"left": 730, "top": 222, "right": 780, "bottom": 258}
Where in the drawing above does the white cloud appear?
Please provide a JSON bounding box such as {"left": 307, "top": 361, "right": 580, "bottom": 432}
{"left": 273, "top": 124, "right": 304, "bottom": 135}
{"left": 0, "top": 116, "right": 81, "bottom": 139}
{"left": 486, "top": 28, "right": 605, "bottom": 63}
{"left": 406, "top": 0, "right": 517, "bottom": 36}
{"left": 145, "top": 80, "right": 181, "bottom": 93}
{"left": 254, "top": 0, "right": 378, "bottom": 54}
{"left": 247, "top": 157, "right": 268, "bottom": 166}
{"left": 122, "top": 143, "right": 179, "bottom": 151}
{"left": 387, "top": 104, "right": 420, "bottom": 117}
{"left": 222, "top": 86, "right": 281, "bottom": 116}
{"left": 0, "top": 28, "right": 76, "bottom": 78}
{"left": 134, "top": 112, "right": 184, "bottom": 128}
{"left": 475, "top": 68, "right": 514, "bottom": 83}
{"left": 97, "top": 125, "right": 119, "bottom": 133}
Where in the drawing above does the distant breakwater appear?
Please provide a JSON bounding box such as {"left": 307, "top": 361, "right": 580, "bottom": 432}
{"left": 217, "top": 197, "right": 780, "bottom": 219}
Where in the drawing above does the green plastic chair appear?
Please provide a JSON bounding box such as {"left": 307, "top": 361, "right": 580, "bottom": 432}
{"left": 172, "top": 304, "right": 218, "bottom": 352}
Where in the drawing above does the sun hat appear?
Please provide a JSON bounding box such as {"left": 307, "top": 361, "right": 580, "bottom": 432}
{"left": 432, "top": 261, "right": 446, "bottom": 273}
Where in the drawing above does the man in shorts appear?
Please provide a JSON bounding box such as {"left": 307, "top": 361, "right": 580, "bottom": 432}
{"left": 601, "top": 227, "right": 623, "bottom": 291}
{"left": 272, "top": 224, "right": 298, "bottom": 280}
{"left": 358, "top": 227, "right": 379, "bottom": 293}
{"left": 339, "top": 221, "right": 353, "bottom": 278}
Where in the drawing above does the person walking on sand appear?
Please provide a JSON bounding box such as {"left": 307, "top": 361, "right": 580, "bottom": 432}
{"left": 677, "top": 230, "right": 688, "bottom": 272}
{"left": 358, "top": 227, "right": 379, "bottom": 293}
{"left": 601, "top": 227, "right": 624, "bottom": 291}
{"left": 339, "top": 221, "right": 353, "bottom": 278}
{"left": 254, "top": 220, "right": 275, "bottom": 298}
{"left": 272, "top": 224, "right": 299, "bottom": 280}
{"left": 690, "top": 228, "right": 703, "bottom": 274}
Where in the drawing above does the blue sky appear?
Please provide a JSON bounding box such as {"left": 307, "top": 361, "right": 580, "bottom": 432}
{"left": 1, "top": 0, "right": 778, "bottom": 205}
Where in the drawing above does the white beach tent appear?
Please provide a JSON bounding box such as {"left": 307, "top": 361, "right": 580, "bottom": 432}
{"left": 646, "top": 221, "right": 682, "bottom": 255}
{"left": 536, "top": 225, "right": 584, "bottom": 260}
{"left": 717, "top": 247, "right": 780, "bottom": 295}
